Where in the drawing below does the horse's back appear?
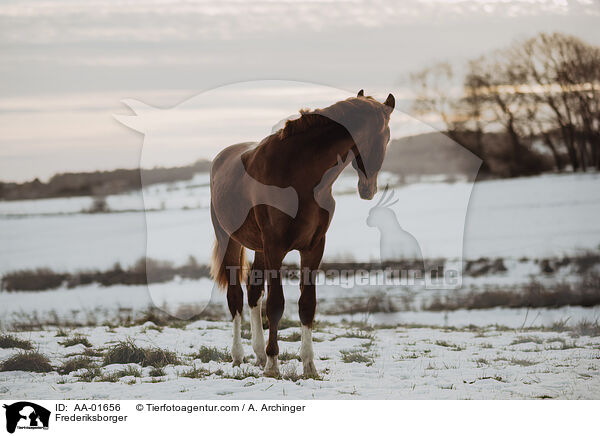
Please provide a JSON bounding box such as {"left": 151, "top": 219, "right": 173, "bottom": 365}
{"left": 212, "top": 142, "right": 257, "bottom": 175}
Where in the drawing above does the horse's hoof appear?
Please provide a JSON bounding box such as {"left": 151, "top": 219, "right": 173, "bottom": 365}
{"left": 232, "top": 359, "right": 243, "bottom": 367}
{"left": 264, "top": 356, "right": 279, "bottom": 378}
{"left": 303, "top": 361, "right": 318, "bottom": 378}
{"left": 255, "top": 355, "right": 267, "bottom": 368}
{"left": 263, "top": 367, "right": 280, "bottom": 378}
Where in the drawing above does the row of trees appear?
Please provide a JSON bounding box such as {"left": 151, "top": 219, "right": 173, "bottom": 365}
{"left": 411, "top": 32, "right": 600, "bottom": 177}
{"left": 0, "top": 160, "right": 211, "bottom": 201}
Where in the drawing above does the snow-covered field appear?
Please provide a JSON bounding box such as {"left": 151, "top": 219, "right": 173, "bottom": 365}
{"left": 1, "top": 172, "right": 599, "bottom": 399}
{"left": 1, "top": 321, "right": 599, "bottom": 399}
{"left": 2, "top": 274, "right": 600, "bottom": 331}
{"left": 1, "top": 172, "right": 599, "bottom": 275}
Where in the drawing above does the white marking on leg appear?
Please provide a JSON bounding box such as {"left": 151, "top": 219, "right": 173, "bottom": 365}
{"left": 264, "top": 355, "right": 279, "bottom": 377}
{"left": 231, "top": 313, "right": 244, "bottom": 366}
{"left": 250, "top": 296, "right": 267, "bottom": 366}
{"left": 301, "top": 325, "right": 317, "bottom": 376}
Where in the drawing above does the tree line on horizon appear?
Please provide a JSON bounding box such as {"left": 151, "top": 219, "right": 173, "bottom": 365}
{"left": 3, "top": 33, "right": 599, "bottom": 203}
{"left": 410, "top": 32, "right": 600, "bottom": 177}
{"left": 0, "top": 160, "right": 211, "bottom": 201}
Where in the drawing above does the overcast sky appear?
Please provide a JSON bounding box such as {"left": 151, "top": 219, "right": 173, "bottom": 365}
{"left": 1, "top": 0, "right": 599, "bottom": 182}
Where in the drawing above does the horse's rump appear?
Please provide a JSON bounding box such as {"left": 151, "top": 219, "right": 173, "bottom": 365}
{"left": 209, "top": 142, "right": 257, "bottom": 290}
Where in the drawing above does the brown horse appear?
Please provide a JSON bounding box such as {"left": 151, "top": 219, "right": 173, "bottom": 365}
{"left": 210, "top": 90, "right": 394, "bottom": 377}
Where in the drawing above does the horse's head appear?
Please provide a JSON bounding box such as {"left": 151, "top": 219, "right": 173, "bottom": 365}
{"left": 351, "top": 89, "right": 394, "bottom": 200}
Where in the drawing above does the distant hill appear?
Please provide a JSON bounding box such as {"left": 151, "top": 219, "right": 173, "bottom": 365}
{"left": 383, "top": 132, "right": 481, "bottom": 179}
{"left": 1, "top": 129, "right": 559, "bottom": 201}
{"left": 0, "top": 160, "right": 211, "bottom": 201}
{"left": 383, "top": 130, "right": 556, "bottom": 181}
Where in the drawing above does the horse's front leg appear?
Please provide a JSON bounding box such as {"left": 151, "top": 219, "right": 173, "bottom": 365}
{"left": 247, "top": 252, "right": 267, "bottom": 367}
{"left": 263, "top": 246, "right": 286, "bottom": 378}
{"left": 299, "top": 238, "right": 325, "bottom": 378}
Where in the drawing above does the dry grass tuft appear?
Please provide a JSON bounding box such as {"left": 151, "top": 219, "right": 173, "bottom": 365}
{"left": 58, "top": 356, "right": 96, "bottom": 375}
{"left": 103, "top": 340, "right": 179, "bottom": 367}
{"left": 179, "top": 366, "right": 212, "bottom": 379}
{"left": 191, "top": 346, "right": 232, "bottom": 363}
{"left": 0, "top": 334, "right": 33, "bottom": 350}
{"left": 278, "top": 351, "right": 301, "bottom": 361}
{"left": 59, "top": 334, "right": 92, "bottom": 348}
{"left": 340, "top": 349, "right": 374, "bottom": 365}
{"left": 0, "top": 351, "right": 53, "bottom": 373}
{"left": 280, "top": 332, "right": 302, "bottom": 342}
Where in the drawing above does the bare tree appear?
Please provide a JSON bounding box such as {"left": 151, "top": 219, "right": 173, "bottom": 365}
{"left": 410, "top": 62, "right": 490, "bottom": 172}
{"left": 519, "top": 33, "right": 600, "bottom": 171}
{"left": 410, "top": 32, "right": 600, "bottom": 176}
{"left": 410, "top": 62, "right": 463, "bottom": 141}
{"left": 464, "top": 53, "right": 547, "bottom": 177}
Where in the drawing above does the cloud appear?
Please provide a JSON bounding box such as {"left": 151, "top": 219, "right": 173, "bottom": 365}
{"left": 1, "top": 0, "right": 597, "bottom": 44}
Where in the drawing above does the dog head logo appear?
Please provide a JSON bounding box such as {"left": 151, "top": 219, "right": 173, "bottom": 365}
{"left": 3, "top": 402, "right": 50, "bottom": 434}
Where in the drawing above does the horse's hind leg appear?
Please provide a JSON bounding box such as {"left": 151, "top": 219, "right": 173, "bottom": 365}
{"left": 223, "top": 240, "right": 245, "bottom": 366}
{"left": 263, "top": 245, "right": 286, "bottom": 378}
{"left": 247, "top": 251, "right": 267, "bottom": 367}
{"left": 299, "top": 238, "right": 325, "bottom": 378}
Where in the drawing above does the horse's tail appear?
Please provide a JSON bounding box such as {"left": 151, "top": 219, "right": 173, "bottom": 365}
{"left": 210, "top": 207, "right": 248, "bottom": 291}
{"left": 210, "top": 240, "right": 248, "bottom": 291}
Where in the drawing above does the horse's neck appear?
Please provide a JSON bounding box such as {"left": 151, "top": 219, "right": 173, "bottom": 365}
{"left": 312, "top": 131, "right": 356, "bottom": 210}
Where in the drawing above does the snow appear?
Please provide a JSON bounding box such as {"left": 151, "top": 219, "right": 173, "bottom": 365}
{"left": 1, "top": 172, "right": 600, "bottom": 399}
{"left": 0, "top": 322, "right": 599, "bottom": 399}
{"left": 1, "top": 270, "right": 599, "bottom": 333}
{"left": 1, "top": 172, "right": 599, "bottom": 276}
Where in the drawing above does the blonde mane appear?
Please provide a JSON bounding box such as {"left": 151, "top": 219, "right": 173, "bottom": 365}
{"left": 278, "top": 96, "right": 387, "bottom": 140}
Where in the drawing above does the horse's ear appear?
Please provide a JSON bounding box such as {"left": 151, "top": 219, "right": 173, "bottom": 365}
{"left": 357, "top": 89, "right": 364, "bottom": 97}
{"left": 384, "top": 93, "right": 395, "bottom": 112}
